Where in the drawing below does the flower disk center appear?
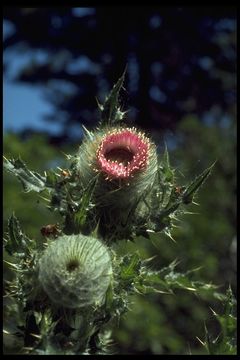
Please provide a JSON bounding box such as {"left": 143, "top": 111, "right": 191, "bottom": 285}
{"left": 105, "top": 147, "right": 134, "bottom": 166}
{"left": 66, "top": 259, "right": 80, "bottom": 272}
{"left": 96, "top": 128, "right": 150, "bottom": 180}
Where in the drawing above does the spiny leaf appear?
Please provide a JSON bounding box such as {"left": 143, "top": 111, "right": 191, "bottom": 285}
{"left": 6, "top": 213, "right": 32, "bottom": 255}
{"left": 3, "top": 260, "right": 22, "bottom": 272}
{"left": 164, "top": 229, "right": 176, "bottom": 242}
{"left": 7, "top": 213, "right": 21, "bottom": 253}
{"left": 199, "top": 287, "right": 236, "bottom": 355}
{"left": 39, "top": 309, "right": 57, "bottom": 336}
{"left": 137, "top": 270, "right": 171, "bottom": 294}
{"left": 161, "top": 200, "right": 181, "bottom": 218}
{"left": 3, "top": 156, "right": 46, "bottom": 193}
{"left": 73, "top": 176, "right": 98, "bottom": 231}
{"left": 223, "top": 286, "right": 236, "bottom": 317}
{"left": 104, "top": 283, "right": 114, "bottom": 313}
{"left": 182, "top": 161, "right": 216, "bottom": 204}
{"left": 213, "top": 286, "right": 236, "bottom": 339}
{"left": 138, "top": 261, "right": 221, "bottom": 297}
{"left": 160, "top": 144, "right": 175, "bottom": 183}
{"left": 100, "top": 67, "right": 127, "bottom": 126}
{"left": 156, "top": 200, "right": 181, "bottom": 227}
{"left": 120, "top": 253, "right": 141, "bottom": 282}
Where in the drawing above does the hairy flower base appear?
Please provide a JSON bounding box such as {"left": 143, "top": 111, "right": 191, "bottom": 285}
{"left": 96, "top": 128, "right": 150, "bottom": 180}
{"left": 38, "top": 234, "right": 112, "bottom": 308}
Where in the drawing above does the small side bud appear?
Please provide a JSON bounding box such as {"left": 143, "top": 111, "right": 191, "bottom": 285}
{"left": 38, "top": 234, "right": 113, "bottom": 308}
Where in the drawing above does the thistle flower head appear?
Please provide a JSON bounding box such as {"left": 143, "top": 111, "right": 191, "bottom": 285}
{"left": 38, "top": 234, "right": 112, "bottom": 308}
{"left": 74, "top": 125, "right": 158, "bottom": 237}
{"left": 96, "top": 128, "right": 150, "bottom": 180}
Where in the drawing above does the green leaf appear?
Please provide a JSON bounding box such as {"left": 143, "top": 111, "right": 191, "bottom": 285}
{"left": 40, "top": 309, "right": 57, "bottom": 336}
{"left": 117, "top": 253, "right": 142, "bottom": 296}
{"left": 136, "top": 270, "right": 171, "bottom": 294}
{"left": 100, "top": 68, "right": 127, "bottom": 126}
{"left": 120, "top": 253, "right": 141, "bottom": 282}
{"left": 152, "top": 197, "right": 180, "bottom": 231}
{"left": 149, "top": 162, "right": 216, "bottom": 233}
{"left": 3, "top": 156, "right": 46, "bottom": 193}
{"left": 137, "top": 260, "right": 220, "bottom": 298}
{"left": 5, "top": 213, "right": 32, "bottom": 255}
{"left": 104, "top": 280, "right": 113, "bottom": 305}
{"left": 201, "top": 287, "right": 237, "bottom": 355}
{"left": 73, "top": 176, "right": 98, "bottom": 231}
{"left": 7, "top": 213, "right": 22, "bottom": 254}
{"left": 182, "top": 161, "right": 216, "bottom": 204}
{"left": 160, "top": 145, "right": 174, "bottom": 183}
{"left": 159, "top": 199, "right": 181, "bottom": 219}
{"left": 213, "top": 286, "right": 236, "bottom": 340}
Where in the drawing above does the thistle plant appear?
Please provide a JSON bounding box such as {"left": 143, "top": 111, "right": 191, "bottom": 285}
{"left": 3, "top": 71, "right": 236, "bottom": 355}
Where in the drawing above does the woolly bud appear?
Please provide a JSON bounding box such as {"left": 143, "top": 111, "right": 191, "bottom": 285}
{"left": 38, "top": 234, "right": 112, "bottom": 308}
{"left": 76, "top": 127, "right": 158, "bottom": 210}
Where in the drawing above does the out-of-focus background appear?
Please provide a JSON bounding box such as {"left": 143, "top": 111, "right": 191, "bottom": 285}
{"left": 3, "top": 7, "right": 236, "bottom": 355}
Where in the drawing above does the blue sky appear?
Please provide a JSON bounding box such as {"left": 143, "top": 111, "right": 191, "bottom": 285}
{"left": 3, "top": 81, "right": 61, "bottom": 134}
{"left": 3, "top": 46, "right": 61, "bottom": 134}
{"left": 3, "top": 8, "right": 95, "bottom": 136}
{"left": 3, "top": 16, "right": 65, "bottom": 135}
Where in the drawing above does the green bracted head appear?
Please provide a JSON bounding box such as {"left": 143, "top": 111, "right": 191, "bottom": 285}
{"left": 38, "top": 234, "right": 112, "bottom": 308}
{"left": 74, "top": 126, "right": 158, "bottom": 237}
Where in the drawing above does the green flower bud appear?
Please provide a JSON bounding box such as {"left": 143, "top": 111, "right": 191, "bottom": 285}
{"left": 38, "top": 234, "right": 112, "bottom": 308}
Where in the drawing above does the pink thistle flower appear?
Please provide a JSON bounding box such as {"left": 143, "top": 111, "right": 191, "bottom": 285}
{"left": 96, "top": 128, "right": 150, "bottom": 180}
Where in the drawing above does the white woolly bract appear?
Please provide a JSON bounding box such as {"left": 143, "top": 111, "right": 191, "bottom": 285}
{"left": 38, "top": 234, "right": 112, "bottom": 308}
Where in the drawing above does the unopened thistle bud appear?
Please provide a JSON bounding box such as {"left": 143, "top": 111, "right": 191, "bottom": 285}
{"left": 76, "top": 127, "right": 158, "bottom": 212}
{"left": 38, "top": 234, "right": 112, "bottom": 308}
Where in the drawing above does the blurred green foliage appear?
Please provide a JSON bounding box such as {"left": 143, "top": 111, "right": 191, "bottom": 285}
{"left": 3, "top": 112, "right": 236, "bottom": 355}
{"left": 3, "top": 133, "right": 70, "bottom": 240}
{"left": 110, "top": 115, "right": 236, "bottom": 354}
